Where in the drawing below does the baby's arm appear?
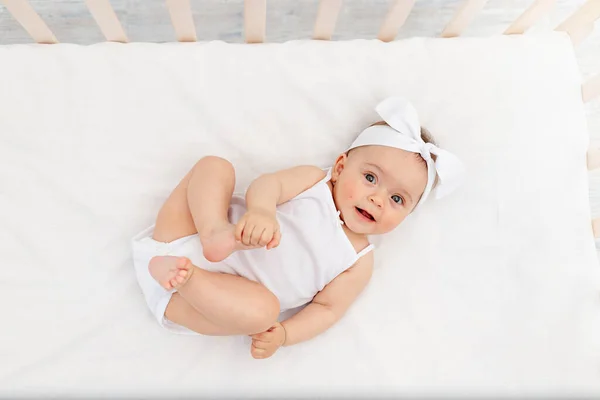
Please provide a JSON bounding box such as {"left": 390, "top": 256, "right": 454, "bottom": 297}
{"left": 282, "top": 252, "right": 374, "bottom": 346}
{"left": 249, "top": 252, "right": 373, "bottom": 358}
{"left": 245, "top": 165, "right": 326, "bottom": 212}
{"left": 236, "top": 166, "right": 326, "bottom": 247}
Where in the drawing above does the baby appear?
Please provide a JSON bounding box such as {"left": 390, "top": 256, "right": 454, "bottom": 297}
{"left": 132, "top": 97, "right": 464, "bottom": 359}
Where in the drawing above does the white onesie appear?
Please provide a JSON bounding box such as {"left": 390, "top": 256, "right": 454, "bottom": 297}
{"left": 131, "top": 169, "right": 374, "bottom": 334}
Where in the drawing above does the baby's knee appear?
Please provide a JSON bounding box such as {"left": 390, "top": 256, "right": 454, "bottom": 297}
{"left": 249, "top": 291, "right": 280, "bottom": 333}
{"left": 195, "top": 155, "right": 233, "bottom": 172}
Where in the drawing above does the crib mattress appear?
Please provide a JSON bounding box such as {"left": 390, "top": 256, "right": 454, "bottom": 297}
{"left": 1, "top": 33, "right": 599, "bottom": 397}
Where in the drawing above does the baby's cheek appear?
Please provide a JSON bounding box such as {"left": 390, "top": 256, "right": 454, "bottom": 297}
{"left": 340, "top": 180, "right": 356, "bottom": 200}
{"left": 391, "top": 211, "right": 408, "bottom": 228}
{"left": 379, "top": 209, "right": 404, "bottom": 231}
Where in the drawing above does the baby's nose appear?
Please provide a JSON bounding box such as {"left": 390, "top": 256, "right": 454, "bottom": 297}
{"left": 369, "top": 194, "right": 384, "bottom": 208}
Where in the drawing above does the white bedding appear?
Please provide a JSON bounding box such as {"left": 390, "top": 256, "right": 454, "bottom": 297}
{"left": 1, "top": 33, "right": 599, "bottom": 397}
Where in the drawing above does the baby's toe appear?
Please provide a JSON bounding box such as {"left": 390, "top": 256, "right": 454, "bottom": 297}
{"left": 177, "top": 257, "right": 191, "bottom": 269}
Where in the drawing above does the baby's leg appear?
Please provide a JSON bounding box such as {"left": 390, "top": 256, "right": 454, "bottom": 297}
{"left": 150, "top": 256, "right": 279, "bottom": 335}
{"left": 153, "top": 156, "right": 242, "bottom": 262}
{"left": 165, "top": 294, "right": 235, "bottom": 335}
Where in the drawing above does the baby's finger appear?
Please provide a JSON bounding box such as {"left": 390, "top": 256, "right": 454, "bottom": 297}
{"left": 250, "top": 227, "right": 265, "bottom": 246}
{"left": 242, "top": 224, "right": 255, "bottom": 246}
{"left": 257, "top": 346, "right": 277, "bottom": 359}
{"left": 251, "top": 331, "right": 273, "bottom": 341}
{"left": 251, "top": 344, "right": 267, "bottom": 359}
{"left": 251, "top": 338, "right": 270, "bottom": 350}
{"left": 267, "top": 230, "right": 281, "bottom": 250}
{"left": 258, "top": 228, "right": 272, "bottom": 247}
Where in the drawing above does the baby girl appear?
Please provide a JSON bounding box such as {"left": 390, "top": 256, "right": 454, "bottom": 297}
{"left": 132, "top": 97, "right": 464, "bottom": 359}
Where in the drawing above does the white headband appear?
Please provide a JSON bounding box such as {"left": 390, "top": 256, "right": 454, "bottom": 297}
{"left": 348, "top": 97, "right": 465, "bottom": 210}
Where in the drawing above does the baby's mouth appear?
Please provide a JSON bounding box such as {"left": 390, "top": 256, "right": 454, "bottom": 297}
{"left": 355, "top": 207, "right": 375, "bottom": 222}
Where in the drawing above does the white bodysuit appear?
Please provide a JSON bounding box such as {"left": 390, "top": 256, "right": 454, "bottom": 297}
{"left": 132, "top": 169, "right": 374, "bottom": 334}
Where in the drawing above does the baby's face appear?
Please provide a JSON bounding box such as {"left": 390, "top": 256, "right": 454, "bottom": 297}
{"left": 330, "top": 145, "right": 428, "bottom": 235}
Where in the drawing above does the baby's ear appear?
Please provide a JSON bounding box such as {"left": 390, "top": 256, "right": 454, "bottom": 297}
{"left": 331, "top": 153, "right": 348, "bottom": 182}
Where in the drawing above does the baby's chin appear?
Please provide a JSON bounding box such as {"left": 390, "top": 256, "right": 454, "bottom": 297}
{"left": 348, "top": 221, "right": 399, "bottom": 236}
{"left": 344, "top": 220, "right": 382, "bottom": 235}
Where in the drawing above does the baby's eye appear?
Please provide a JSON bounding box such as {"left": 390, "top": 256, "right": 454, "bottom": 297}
{"left": 391, "top": 194, "right": 403, "bottom": 204}
{"left": 364, "top": 173, "right": 376, "bottom": 184}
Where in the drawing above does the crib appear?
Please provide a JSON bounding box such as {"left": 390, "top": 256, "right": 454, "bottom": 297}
{"left": 1, "top": 0, "right": 600, "bottom": 397}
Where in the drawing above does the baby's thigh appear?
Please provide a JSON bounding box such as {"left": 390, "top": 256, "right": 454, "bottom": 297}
{"left": 165, "top": 293, "right": 239, "bottom": 335}
{"left": 153, "top": 170, "right": 197, "bottom": 243}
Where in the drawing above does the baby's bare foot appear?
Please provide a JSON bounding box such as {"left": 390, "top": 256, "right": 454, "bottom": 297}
{"left": 200, "top": 223, "right": 237, "bottom": 262}
{"left": 201, "top": 223, "right": 258, "bottom": 262}
{"left": 148, "top": 256, "right": 193, "bottom": 290}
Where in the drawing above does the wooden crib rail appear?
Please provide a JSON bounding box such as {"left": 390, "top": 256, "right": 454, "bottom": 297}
{"left": 589, "top": 146, "right": 600, "bottom": 170}
{"left": 86, "top": 0, "right": 128, "bottom": 43}
{"left": 583, "top": 74, "right": 600, "bottom": 103}
{"left": 0, "top": 0, "right": 598, "bottom": 44}
{"left": 166, "top": 0, "right": 197, "bottom": 42}
{"left": 244, "top": 0, "right": 266, "bottom": 43}
{"left": 555, "top": 0, "right": 600, "bottom": 45}
{"left": 441, "top": 0, "right": 488, "bottom": 38}
{"left": 569, "top": 22, "right": 595, "bottom": 47}
{"left": 377, "top": 0, "right": 416, "bottom": 42}
{"left": 591, "top": 146, "right": 600, "bottom": 239}
{"left": 313, "top": 0, "right": 342, "bottom": 40}
{"left": 0, "top": 0, "right": 57, "bottom": 43}
{"left": 504, "top": 0, "right": 555, "bottom": 35}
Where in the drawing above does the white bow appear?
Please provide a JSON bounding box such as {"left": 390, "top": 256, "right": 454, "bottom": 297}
{"left": 348, "top": 96, "right": 465, "bottom": 209}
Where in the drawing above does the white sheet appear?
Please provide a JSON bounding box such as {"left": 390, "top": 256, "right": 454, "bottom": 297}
{"left": 1, "top": 33, "right": 599, "bottom": 397}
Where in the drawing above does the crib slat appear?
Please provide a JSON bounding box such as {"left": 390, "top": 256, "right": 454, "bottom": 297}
{"left": 504, "top": 0, "right": 555, "bottom": 35}
{"left": 441, "top": 0, "right": 488, "bottom": 38}
{"left": 0, "top": 0, "right": 57, "bottom": 43}
{"left": 588, "top": 146, "right": 600, "bottom": 170}
{"left": 244, "top": 0, "right": 266, "bottom": 43}
{"left": 85, "top": 0, "right": 128, "bottom": 43}
{"left": 555, "top": 0, "right": 600, "bottom": 45}
{"left": 583, "top": 74, "right": 600, "bottom": 103}
{"left": 377, "top": 0, "right": 416, "bottom": 42}
{"left": 593, "top": 218, "right": 600, "bottom": 238}
{"left": 166, "top": 0, "right": 197, "bottom": 42}
{"left": 569, "top": 22, "right": 594, "bottom": 47}
{"left": 313, "top": 0, "right": 343, "bottom": 40}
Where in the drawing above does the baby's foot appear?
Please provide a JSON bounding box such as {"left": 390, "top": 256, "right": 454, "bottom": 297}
{"left": 148, "top": 256, "right": 194, "bottom": 290}
{"left": 201, "top": 223, "right": 258, "bottom": 262}
{"left": 200, "top": 223, "right": 238, "bottom": 263}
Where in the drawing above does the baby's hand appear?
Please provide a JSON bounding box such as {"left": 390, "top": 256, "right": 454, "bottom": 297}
{"left": 250, "top": 322, "right": 286, "bottom": 359}
{"left": 235, "top": 208, "right": 281, "bottom": 249}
